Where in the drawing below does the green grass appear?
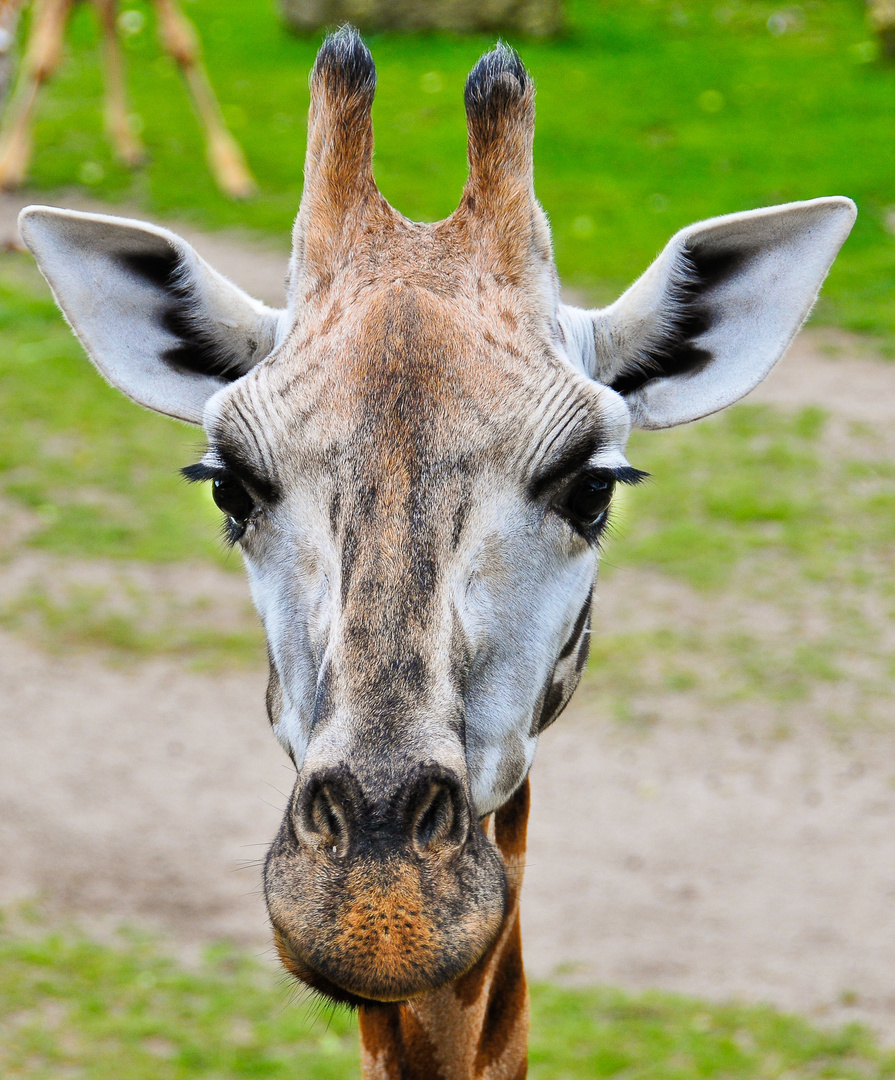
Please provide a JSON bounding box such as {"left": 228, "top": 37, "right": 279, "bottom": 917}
{"left": 614, "top": 404, "right": 895, "bottom": 591}
{"left": 11, "top": 0, "right": 895, "bottom": 345}
{"left": 0, "top": 917, "right": 360, "bottom": 1079}
{"left": 0, "top": 257, "right": 224, "bottom": 563}
{"left": 2, "top": 915, "right": 893, "bottom": 1079}
{"left": 531, "top": 984, "right": 894, "bottom": 1079}
{"left": 0, "top": 578, "right": 265, "bottom": 668}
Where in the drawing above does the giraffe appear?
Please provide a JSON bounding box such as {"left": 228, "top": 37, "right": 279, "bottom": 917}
{"left": 0, "top": 0, "right": 255, "bottom": 197}
{"left": 18, "top": 28, "right": 855, "bottom": 1079}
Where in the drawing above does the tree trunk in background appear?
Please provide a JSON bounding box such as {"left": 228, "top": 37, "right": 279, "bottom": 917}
{"left": 279, "top": 0, "right": 563, "bottom": 37}
{"left": 868, "top": 0, "right": 895, "bottom": 58}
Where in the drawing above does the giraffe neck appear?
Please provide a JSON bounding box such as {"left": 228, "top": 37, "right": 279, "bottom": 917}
{"left": 358, "top": 778, "right": 530, "bottom": 1080}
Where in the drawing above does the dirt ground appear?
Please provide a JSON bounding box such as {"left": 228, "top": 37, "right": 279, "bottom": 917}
{"left": 2, "top": 193, "right": 895, "bottom": 1040}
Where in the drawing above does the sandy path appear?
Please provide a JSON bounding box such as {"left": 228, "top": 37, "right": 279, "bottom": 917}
{"left": 3, "top": 626, "right": 895, "bottom": 1038}
{"left": 2, "top": 191, "right": 895, "bottom": 1039}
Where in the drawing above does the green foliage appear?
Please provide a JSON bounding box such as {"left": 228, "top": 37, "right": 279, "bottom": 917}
{"left": 13, "top": 0, "right": 895, "bottom": 345}
{"left": 2, "top": 917, "right": 894, "bottom": 1079}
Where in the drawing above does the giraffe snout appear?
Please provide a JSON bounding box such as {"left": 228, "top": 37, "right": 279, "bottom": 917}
{"left": 264, "top": 763, "right": 507, "bottom": 1004}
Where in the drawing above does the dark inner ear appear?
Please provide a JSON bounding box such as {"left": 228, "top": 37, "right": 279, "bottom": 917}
{"left": 610, "top": 243, "right": 746, "bottom": 397}
{"left": 120, "top": 250, "right": 247, "bottom": 381}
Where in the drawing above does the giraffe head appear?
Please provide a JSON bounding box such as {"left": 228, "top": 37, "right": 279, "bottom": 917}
{"left": 20, "top": 29, "right": 854, "bottom": 1005}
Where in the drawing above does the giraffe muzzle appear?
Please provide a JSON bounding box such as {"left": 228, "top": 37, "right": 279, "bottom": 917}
{"left": 263, "top": 764, "right": 508, "bottom": 1004}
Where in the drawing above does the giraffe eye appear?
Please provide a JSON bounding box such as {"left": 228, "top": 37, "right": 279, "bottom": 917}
{"left": 212, "top": 475, "right": 255, "bottom": 526}
{"left": 562, "top": 473, "right": 615, "bottom": 528}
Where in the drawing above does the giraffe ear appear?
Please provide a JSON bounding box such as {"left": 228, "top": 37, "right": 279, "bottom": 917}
{"left": 19, "top": 206, "right": 286, "bottom": 424}
{"left": 560, "top": 197, "right": 856, "bottom": 430}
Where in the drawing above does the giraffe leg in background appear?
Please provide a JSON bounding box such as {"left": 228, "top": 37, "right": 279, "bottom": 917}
{"left": 0, "top": 0, "right": 27, "bottom": 100}
{"left": 0, "top": 0, "right": 74, "bottom": 189}
{"left": 92, "top": 0, "right": 143, "bottom": 166}
{"left": 358, "top": 779, "right": 531, "bottom": 1080}
{"left": 151, "top": 0, "right": 255, "bottom": 198}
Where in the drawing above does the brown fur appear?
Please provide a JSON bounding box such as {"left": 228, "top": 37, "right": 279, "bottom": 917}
{"left": 289, "top": 30, "right": 557, "bottom": 338}
{"left": 295, "top": 31, "right": 393, "bottom": 286}
{"left": 454, "top": 48, "right": 549, "bottom": 294}
{"left": 358, "top": 779, "right": 530, "bottom": 1079}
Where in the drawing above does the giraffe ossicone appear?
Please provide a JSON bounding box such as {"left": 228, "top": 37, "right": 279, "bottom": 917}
{"left": 19, "top": 25, "right": 855, "bottom": 1077}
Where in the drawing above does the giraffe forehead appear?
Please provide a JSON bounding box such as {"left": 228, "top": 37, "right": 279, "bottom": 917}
{"left": 218, "top": 284, "right": 624, "bottom": 489}
{"left": 307, "top": 282, "right": 543, "bottom": 418}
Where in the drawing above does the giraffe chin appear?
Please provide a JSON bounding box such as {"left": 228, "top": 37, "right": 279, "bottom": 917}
{"left": 264, "top": 814, "right": 508, "bottom": 1005}
{"left": 273, "top": 930, "right": 393, "bottom": 1008}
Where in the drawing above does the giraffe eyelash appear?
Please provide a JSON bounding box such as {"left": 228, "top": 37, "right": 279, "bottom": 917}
{"left": 181, "top": 461, "right": 259, "bottom": 546}
{"left": 614, "top": 466, "right": 651, "bottom": 486}
{"left": 181, "top": 461, "right": 224, "bottom": 483}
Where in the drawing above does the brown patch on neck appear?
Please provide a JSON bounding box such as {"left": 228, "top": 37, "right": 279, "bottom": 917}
{"left": 494, "top": 775, "right": 530, "bottom": 865}
{"left": 358, "top": 779, "right": 531, "bottom": 1079}
{"left": 358, "top": 1003, "right": 447, "bottom": 1080}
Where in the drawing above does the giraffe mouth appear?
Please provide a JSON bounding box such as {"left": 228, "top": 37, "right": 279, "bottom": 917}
{"left": 263, "top": 802, "right": 509, "bottom": 1004}
{"left": 273, "top": 928, "right": 405, "bottom": 1007}
{"left": 268, "top": 880, "right": 506, "bottom": 1006}
{"left": 273, "top": 926, "right": 465, "bottom": 1007}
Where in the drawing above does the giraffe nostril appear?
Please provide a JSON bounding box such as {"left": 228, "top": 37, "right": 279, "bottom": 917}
{"left": 299, "top": 780, "right": 351, "bottom": 856}
{"left": 408, "top": 776, "right": 468, "bottom": 854}
{"left": 294, "top": 767, "right": 471, "bottom": 858}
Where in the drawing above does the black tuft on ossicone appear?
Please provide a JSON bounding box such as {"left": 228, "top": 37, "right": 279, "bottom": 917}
{"left": 312, "top": 25, "right": 376, "bottom": 99}
{"left": 464, "top": 41, "right": 530, "bottom": 122}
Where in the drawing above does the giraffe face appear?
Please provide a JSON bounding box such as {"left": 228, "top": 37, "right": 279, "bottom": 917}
{"left": 19, "top": 27, "right": 854, "bottom": 1011}
{"left": 201, "top": 273, "right": 633, "bottom": 1004}
{"left": 203, "top": 279, "right": 633, "bottom": 812}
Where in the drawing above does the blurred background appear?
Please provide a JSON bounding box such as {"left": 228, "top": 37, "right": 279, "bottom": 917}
{"left": 1, "top": 1, "right": 895, "bottom": 1076}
